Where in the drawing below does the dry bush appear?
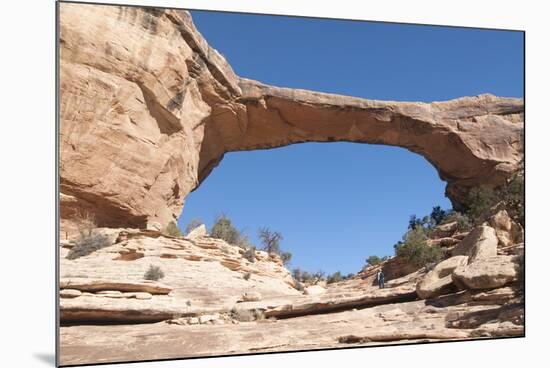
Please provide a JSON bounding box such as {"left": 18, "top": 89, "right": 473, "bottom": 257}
{"left": 144, "top": 264, "right": 165, "bottom": 281}
{"left": 66, "top": 233, "right": 111, "bottom": 260}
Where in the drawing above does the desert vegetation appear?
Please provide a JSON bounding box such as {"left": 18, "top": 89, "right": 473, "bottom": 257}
{"left": 184, "top": 218, "right": 203, "bottom": 235}
{"left": 163, "top": 221, "right": 183, "bottom": 238}
{"left": 66, "top": 233, "right": 112, "bottom": 260}
{"left": 258, "top": 227, "right": 292, "bottom": 265}
{"left": 66, "top": 210, "right": 112, "bottom": 260}
{"left": 207, "top": 215, "right": 294, "bottom": 265}
{"left": 394, "top": 227, "right": 444, "bottom": 267}
{"left": 144, "top": 264, "right": 165, "bottom": 281}
{"left": 366, "top": 255, "right": 389, "bottom": 266}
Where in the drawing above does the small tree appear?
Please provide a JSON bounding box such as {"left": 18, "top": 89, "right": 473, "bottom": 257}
{"left": 466, "top": 186, "right": 498, "bottom": 220}
{"left": 327, "top": 271, "right": 343, "bottom": 284}
{"left": 408, "top": 215, "right": 423, "bottom": 230}
{"left": 441, "top": 211, "right": 473, "bottom": 231}
{"left": 395, "top": 227, "right": 443, "bottom": 267}
{"left": 210, "top": 214, "right": 241, "bottom": 244}
{"left": 185, "top": 218, "right": 203, "bottom": 235}
{"left": 144, "top": 264, "right": 165, "bottom": 281}
{"left": 366, "top": 255, "right": 382, "bottom": 266}
{"left": 163, "top": 221, "right": 183, "bottom": 237}
{"left": 74, "top": 209, "right": 97, "bottom": 237}
{"left": 500, "top": 168, "right": 525, "bottom": 226}
{"left": 280, "top": 251, "right": 292, "bottom": 265}
{"left": 258, "top": 227, "right": 283, "bottom": 255}
{"left": 430, "top": 206, "right": 448, "bottom": 225}
{"left": 313, "top": 270, "right": 326, "bottom": 282}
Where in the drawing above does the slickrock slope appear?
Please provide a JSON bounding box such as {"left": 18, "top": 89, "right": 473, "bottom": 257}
{"left": 60, "top": 230, "right": 298, "bottom": 323}
{"left": 59, "top": 206, "right": 524, "bottom": 366}
{"left": 59, "top": 3, "right": 524, "bottom": 230}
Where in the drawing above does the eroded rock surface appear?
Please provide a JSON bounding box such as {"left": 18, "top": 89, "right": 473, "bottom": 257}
{"left": 416, "top": 256, "right": 468, "bottom": 299}
{"left": 59, "top": 3, "right": 524, "bottom": 231}
{"left": 58, "top": 3, "right": 524, "bottom": 366}
{"left": 59, "top": 219, "right": 524, "bottom": 365}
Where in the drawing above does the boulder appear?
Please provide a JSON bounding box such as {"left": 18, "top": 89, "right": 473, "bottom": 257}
{"left": 416, "top": 256, "right": 468, "bottom": 299}
{"left": 452, "top": 255, "right": 519, "bottom": 290}
{"left": 187, "top": 224, "right": 207, "bottom": 239}
{"left": 488, "top": 210, "right": 521, "bottom": 247}
{"left": 451, "top": 225, "right": 498, "bottom": 262}
{"left": 304, "top": 285, "right": 327, "bottom": 296}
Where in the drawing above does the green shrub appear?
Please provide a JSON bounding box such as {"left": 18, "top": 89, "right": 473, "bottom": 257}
{"left": 295, "top": 281, "right": 304, "bottom": 291}
{"left": 327, "top": 271, "right": 343, "bottom": 284}
{"left": 441, "top": 211, "right": 473, "bottom": 231}
{"left": 210, "top": 214, "right": 241, "bottom": 244}
{"left": 366, "top": 255, "right": 382, "bottom": 266}
{"left": 464, "top": 163, "right": 524, "bottom": 226}
{"left": 395, "top": 227, "right": 443, "bottom": 267}
{"left": 500, "top": 169, "right": 525, "bottom": 226}
{"left": 280, "top": 251, "right": 292, "bottom": 265}
{"left": 366, "top": 255, "right": 389, "bottom": 266}
{"left": 185, "top": 218, "right": 203, "bottom": 235}
{"left": 466, "top": 186, "right": 498, "bottom": 220}
{"left": 163, "top": 221, "right": 183, "bottom": 237}
{"left": 430, "top": 206, "right": 448, "bottom": 225}
{"left": 66, "top": 233, "right": 111, "bottom": 260}
{"left": 243, "top": 247, "right": 256, "bottom": 263}
{"left": 144, "top": 264, "right": 165, "bottom": 281}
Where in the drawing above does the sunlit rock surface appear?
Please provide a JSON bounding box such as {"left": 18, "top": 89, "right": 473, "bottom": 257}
{"left": 59, "top": 3, "right": 524, "bottom": 231}
{"left": 58, "top": 3, "right": 524, "bottom": 366}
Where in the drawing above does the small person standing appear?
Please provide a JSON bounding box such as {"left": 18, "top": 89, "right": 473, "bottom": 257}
{"left": 377, "top": 270, "right": 385, "bottom": 289}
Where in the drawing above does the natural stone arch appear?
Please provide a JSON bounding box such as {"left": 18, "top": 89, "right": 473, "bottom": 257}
{"left": 58, "top": 4, "right": 524, "bottom": 231}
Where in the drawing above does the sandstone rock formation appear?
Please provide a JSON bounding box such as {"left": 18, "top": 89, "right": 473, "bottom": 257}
{"left": 58, "top": 3, "right": 525, "bottom": 366}
{"left": 59, "top": 3, "right": 524, "bottom": 231}
{"left": 59, "top": 216, "right": 524, "bottom": 365}
{"left": 59, "top": 229, "right": 298, "bottom": 324}
{"left": 451, "top": 225, "right": 498, "bottom": 260}
{"left": 452, "top": 255, "right": 520, "bottom": 290}
{"left": 416, "top": 255, "right": 468, "bottom": 299}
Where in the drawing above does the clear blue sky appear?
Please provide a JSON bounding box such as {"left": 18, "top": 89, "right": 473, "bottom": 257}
{"left": 178, "top": 10, "right": 524, "bottom": 275}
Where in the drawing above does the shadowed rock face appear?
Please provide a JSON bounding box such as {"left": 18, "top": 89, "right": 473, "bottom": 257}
{"left": 59, "top": 3, "right": 524, "bottom": 230}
